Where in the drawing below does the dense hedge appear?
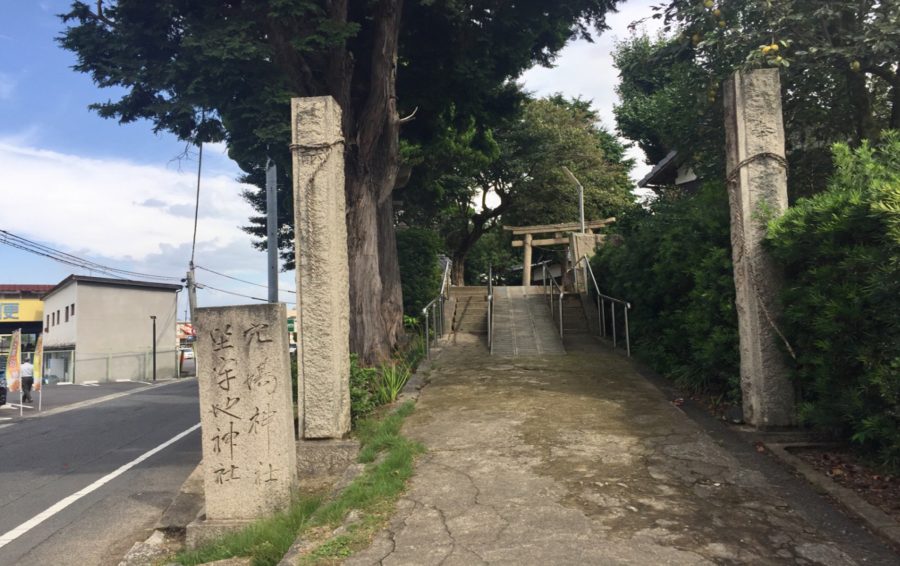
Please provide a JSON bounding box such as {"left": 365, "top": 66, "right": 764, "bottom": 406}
{"left": 767, "top": 135, "right": 900, "bottom": 468}
{"left": 396, "top": 227, "right": 443, "bottom": 317}
{"left": 592, "top": 182, "right": 740, "bottom": 399}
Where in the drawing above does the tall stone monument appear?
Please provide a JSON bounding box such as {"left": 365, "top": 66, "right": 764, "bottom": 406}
{"left": 723, "top": 68, "right": 794, "bottom": 427}
{"left": 291, "top": 96, "right": 351, "bottom": 441}
{"left": 189, "top": 303, "right": 298, "bottom": 545}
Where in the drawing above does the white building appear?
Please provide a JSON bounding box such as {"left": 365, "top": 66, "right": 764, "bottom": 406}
{"left": 42, "top": 276, "right": 181, "bottom": 383}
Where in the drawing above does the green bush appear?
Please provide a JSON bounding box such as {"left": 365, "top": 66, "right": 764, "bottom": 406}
{"left": 350, "top": 354, "right": 378, "bottom": 423}
{"left": 396, "top": 227, "right": 443, "bottom": 317}
{"left": 592, "top": 182, "right": 740, "bottom": 399}
{"left": 766, "top": 134, "right": 900, "bottom": 469}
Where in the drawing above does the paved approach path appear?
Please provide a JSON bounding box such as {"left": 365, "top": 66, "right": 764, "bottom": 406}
{"left": 349, "top": 336, "right": 898, "bottom": 565}
{"left": 490, "top": 286, "right": 564, "bottom": 357}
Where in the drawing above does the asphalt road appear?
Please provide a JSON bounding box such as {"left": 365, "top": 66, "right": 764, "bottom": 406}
{"left": 0, "top": 379, "right": 201, "bottom": 566}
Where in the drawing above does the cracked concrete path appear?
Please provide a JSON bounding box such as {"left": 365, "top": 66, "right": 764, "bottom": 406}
{"left": 347, "top": 336, "right": 898, "bottom": 565}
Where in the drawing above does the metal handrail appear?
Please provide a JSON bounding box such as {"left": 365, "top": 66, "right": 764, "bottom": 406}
{"left": 547, "top": 274, "right": 565, "bottom": 339}
{"left": 424, "top": 260, "right": 453, "bottom": 358}
{"left": 487, "top": 265, "right": 494, "bottom": 354}
{"left": 573, "top": 254, "right": 631, "bottom": 356}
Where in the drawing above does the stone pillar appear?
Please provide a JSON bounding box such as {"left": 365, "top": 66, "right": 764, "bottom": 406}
{"left": 723, "top": 68, "right": 794, "bottom": 427}
{"left": 194, "top": 304, "right": 298, "bottom": 522}
{"left": 291, "top": 96, "right": 351, "bottom": 439}
{"left": 522, "top": 234, "right": 533, "bottom": 286}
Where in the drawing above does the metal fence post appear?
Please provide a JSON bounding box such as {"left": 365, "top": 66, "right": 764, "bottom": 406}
{"left": 624, "top": 305, "right": 631, "bottom": 357}
{"left": 601, "top": 300, "right": 606, "bottom": 337}
{"left": 424, "top": 308, "right": 430, "bottom": 358}
{"left": 559, "top": 292, "right": 564, "bottom": 338}
{"left": 611, "top": 302, "right": 617, "bottom": 349}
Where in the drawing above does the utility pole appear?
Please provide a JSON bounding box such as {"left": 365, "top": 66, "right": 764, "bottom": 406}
{"left": 266, "top": 158, "right": 279, "bottom": 303}
{"left": 186, "top": 264, "right": 198, "bottom": 321}
{"left": 562, "top": 166, "right": 585, "bottom": 233}
{"left": 150, "top": 315, "right": 157, "bottom": 382}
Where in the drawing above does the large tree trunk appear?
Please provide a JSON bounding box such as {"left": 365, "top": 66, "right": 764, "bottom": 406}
{"left": 451, "top": 253, "right": 467, "bottom": 286}
{"left": 340, "top": 0, "right": 404, "bottom": 364}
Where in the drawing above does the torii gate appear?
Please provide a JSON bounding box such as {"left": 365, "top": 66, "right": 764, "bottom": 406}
{"left": 505, "top": 218, "right": 615, "bottom": 285}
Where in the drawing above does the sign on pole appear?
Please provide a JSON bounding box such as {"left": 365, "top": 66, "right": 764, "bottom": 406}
{"left": 4, "top": 330, "right": 21, "bottom": 416}
{"left": 34, "top": 335, "right": 43, "bottom": 411}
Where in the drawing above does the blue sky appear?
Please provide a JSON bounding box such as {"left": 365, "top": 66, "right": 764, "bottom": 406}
{"left": 0, "top": 0, "right": 659, "bottom": 315}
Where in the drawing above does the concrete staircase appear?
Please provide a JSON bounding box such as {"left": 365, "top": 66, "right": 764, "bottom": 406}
{"left": 561, "top": 295, "right": 590, "bottom": 335}
{"left": 449, "top": 286, "right": 488, "bottom": 335}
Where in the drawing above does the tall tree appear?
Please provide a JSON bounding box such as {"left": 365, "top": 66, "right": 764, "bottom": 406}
{"left": 59, "top": 0, "right": 621, "bottom": 362}
{"left": 401, "top": 95, "right": 634, "bottom": 285}
{"left": 617, "top": 0, "right": 899, "bottom": 198}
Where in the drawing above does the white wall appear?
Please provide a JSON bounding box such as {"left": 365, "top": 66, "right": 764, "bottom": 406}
{"left": 74, "top": 284, "right": 178, "bottom": 382}
{"left": 43, "top": 282, "right": 78, "bottom": 349}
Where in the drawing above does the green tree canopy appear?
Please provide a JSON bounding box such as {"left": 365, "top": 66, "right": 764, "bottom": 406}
{"left": 59, "top": 0, "right": 622, "bottom": 361}
{"left": 616, "top": 0, "right": 899, "bottom": 198}
{"left": 399, "top": 95, "right": 634, "bottom": 284}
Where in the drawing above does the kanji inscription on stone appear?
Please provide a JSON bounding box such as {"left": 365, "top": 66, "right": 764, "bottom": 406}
{"left": 195, "top": 303, "right": 297, "bottom": 520}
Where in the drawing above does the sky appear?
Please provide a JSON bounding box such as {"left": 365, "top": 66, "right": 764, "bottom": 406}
{"left": 0, "top": 0, "right": 660, "bottom": 317}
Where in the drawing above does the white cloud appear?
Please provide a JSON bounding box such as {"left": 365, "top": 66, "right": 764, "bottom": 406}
{"left": 0, "top": 140, "right": 256, "bottom": 261}
{"left": 521, "top": 0, "right": 664, "bottom": 182}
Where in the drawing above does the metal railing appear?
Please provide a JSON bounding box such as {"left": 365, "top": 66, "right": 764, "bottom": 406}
{"left": 574, "top": 254, "right": 632, "bottom": 356}
{"left": 487, "top": 265, "right": 494, "bottom": 354}
{"left": 543, "top": 262, "right": 565, "bottom": 339}
{"left": 423, "top": 260, "right": 453, "bottom": 358}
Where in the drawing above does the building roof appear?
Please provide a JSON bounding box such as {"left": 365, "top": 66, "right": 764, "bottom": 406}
{"left": 637, "top": 150, "right": 681, "bottom": 188}
{"left": 0, "top": 284, "right": 55, "bottom": 294}
{"left": 43, "top": 275, "right": 183, "bottom": 300}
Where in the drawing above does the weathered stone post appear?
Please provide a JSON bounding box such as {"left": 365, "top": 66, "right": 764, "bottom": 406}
{"left": 291, "top": 96, "right": 352, "bottom": 443}
{"left": 188, "top": 303, "right": 298, "bottom": 546}
{"left": 723, "top": 68, "right": 794, "bottom": 427}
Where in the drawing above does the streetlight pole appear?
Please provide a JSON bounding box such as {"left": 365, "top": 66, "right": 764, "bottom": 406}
{"left": 150, "top": 315, "right": 157, "bottom": 382}
{"left": 561, "top": 166, "right": 585, "bottom": 233}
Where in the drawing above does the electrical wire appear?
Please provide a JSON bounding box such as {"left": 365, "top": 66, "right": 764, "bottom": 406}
{"left": 195, "top": 265, "right": 297, "bottom": 294}
{"left": 0, "top": 230, "right": 181, "bottom": 282}
{"left": 197, "top": 281, "right": 295, "bottom": 305}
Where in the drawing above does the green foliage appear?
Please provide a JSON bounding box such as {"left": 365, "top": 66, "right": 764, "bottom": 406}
{"left": 593, "top": 182, "right": 739, "bottom": 398}
{"left": 396, "top": 227, "right": 443, "bottom": 317}
{"left": 60, "top": 0, "right": 624, "bottom": 268}
{"left": 464, "top": 230, "right": 518, "bottom": 285}
{"left": 766, "top": 134, "right": 900, "bottom": 469}
{"left": 175, "top": 495, "right": 321, "bottom": 565}
{"left": 374, "top": 361, "right": 412, "bottom": 405}
{"left": 350, "top": 354, "right": 378, "bottom": 423}
{"left": 617, "top": 0, "right": 900, "bottom": 199}
{"left": 176, "top": 402, "right": 423, "bottom": 566}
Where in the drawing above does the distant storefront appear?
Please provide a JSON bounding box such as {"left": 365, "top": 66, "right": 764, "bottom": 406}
{"left": 0, "top": 284, "right": 54, "bottom": 379}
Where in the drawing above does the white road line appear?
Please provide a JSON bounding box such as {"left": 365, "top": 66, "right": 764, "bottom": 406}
{"left": 0, "top": 423, "right": 201, "bottom": 549}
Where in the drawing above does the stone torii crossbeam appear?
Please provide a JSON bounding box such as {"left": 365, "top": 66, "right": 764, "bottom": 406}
{"left": 504, "top": 218, "right": 615, "bottom": 285}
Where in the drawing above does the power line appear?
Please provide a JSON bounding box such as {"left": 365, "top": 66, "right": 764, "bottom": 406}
{"left": 197, "top": 281, "right": 295, "bottom": 305}
{"left": 196, "top": 264, "right": 297, "bottom": 294}
{"left": 0, "top": 230, "right": 181, "bottom": 282}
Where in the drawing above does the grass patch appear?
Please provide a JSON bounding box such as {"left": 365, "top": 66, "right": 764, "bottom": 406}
{"left": 172, "top": 401, "right": 422, "bottom": 566}
{"left": 174, "top": 496, "right": 322, "bottom": 566}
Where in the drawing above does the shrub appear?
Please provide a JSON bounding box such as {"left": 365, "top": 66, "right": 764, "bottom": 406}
{"left": 375, "top": 361, "right": 412, "bottom": 405}
{"left": 396, "top": 227, "right": 443, "bottom": 317}
{"left": 350, "top": 354, "right": 378, "bottom": 423}
{"left": 766, "top": 133, "right": 900, "bottom": 469}
{"left": 592, "top": 182, "right": 740, "bottom": 399}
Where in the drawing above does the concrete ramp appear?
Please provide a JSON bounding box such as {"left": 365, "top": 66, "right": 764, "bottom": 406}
{"left": 491, "top": 286, "right": 565, "bottom": 356}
